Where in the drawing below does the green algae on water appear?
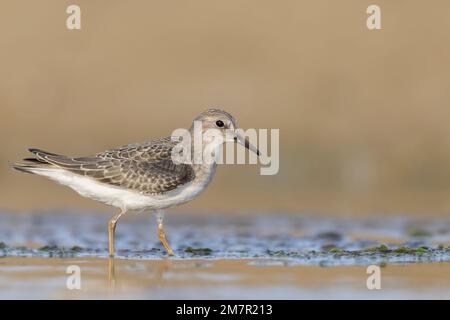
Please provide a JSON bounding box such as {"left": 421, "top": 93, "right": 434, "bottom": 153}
{"left": 364, "top": 244, "right": 390, "bottom": 253}
{"left": 39, "top": 245, "right": 59, "bottom": 252}
{"left": 328, "top": 248, "right": 343, "bottom": 254}
{"left": 393, "top": 246, "right": 429, "bottom": 254}
{"left": 185, "top": 247, "right": 212, "bottom": 256}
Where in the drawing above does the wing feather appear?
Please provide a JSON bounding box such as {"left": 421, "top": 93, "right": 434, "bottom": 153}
{"left": 26, "top": 139, "right": 195, "bottom": 194}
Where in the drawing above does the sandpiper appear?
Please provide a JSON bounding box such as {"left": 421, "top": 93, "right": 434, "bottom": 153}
{"left": 13, "top": 109, "right": 260, "bottom": 257}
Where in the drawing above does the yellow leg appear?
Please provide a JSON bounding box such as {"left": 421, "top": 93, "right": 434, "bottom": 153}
{"left": 108, "top": 257, "right": 115, "bottom": 288}
{"left": 108, "top": 210, "right": 125, "bottom": 257}
{"left": 157, "top": 211, "right": 174, "bottom": 256}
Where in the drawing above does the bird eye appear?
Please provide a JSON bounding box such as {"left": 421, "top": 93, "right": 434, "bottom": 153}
{"left": 216, "top": 120, "right": 224, "bottom": 128}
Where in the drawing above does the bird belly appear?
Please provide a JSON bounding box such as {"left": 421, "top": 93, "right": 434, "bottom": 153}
{"left": 26, "top": 167, "right": 213, "bottom": 212}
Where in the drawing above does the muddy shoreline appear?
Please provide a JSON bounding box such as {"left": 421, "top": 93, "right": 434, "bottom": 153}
{"left": 1, "top": 212, "right": 450, "bottom": 298}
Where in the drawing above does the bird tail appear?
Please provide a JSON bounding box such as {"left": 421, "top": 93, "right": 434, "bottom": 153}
{"left": 12, "top": 148, "right": 60, "bottom": 174}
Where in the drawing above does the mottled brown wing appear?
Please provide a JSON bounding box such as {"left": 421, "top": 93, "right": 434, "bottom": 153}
{"left": 27, "top": 139, "right": 195, "bottom": 194}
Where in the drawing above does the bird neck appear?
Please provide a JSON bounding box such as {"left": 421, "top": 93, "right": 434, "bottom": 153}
{"left": 189, "top": 137, "right": 222, "bottom": 165}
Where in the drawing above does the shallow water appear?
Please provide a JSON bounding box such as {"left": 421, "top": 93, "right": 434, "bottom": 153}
{"left": 1, "top": 212, "right": 450, "bottom": 264}
{"left": 1, "top": 257, "right": 449, "bottom": 299}
{"left": 0, "top": 212, "right": 450, "bottom": 299}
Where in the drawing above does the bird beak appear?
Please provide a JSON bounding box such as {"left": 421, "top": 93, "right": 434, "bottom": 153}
{"left": 234, "top": 131, "right": 261, "bottom": 156}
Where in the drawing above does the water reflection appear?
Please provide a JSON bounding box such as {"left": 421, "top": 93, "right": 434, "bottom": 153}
{"left": 107, "top": 257, "right": 173, "bottom": 290}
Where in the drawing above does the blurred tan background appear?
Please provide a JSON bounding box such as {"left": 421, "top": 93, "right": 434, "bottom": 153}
{"left": 1, "top": 0, "right": 450, "bottom": 215}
